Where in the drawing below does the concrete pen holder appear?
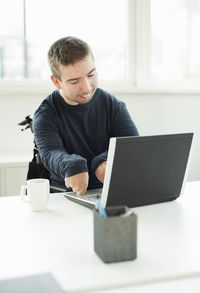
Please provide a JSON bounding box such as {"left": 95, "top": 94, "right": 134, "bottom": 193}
{"left": 93, "top": 205, "right": 137, "bottom": 263}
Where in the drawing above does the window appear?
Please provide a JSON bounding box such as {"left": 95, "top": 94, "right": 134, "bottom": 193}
{"left": 151, "top": 0, "right": 200, "bottom": 82}
{"left": 0, "top": 0, "right": 24, "bottom": 79}
{"left": 0, "top": 0, "right": 128, "bottom": 82}
{"left": 1, "top": 0, "right": 200, "bottom": 92}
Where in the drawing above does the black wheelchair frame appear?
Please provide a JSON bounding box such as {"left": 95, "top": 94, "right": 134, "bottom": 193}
{"left": 18, "top": 115, "right": 49, "bottom": 180}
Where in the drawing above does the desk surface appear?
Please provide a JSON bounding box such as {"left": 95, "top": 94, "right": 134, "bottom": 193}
{"left": 92, "top": 274, "right": 200, "bottom": 293}
{"left": 0, "top": 181, "right": 200, "bottom": 292}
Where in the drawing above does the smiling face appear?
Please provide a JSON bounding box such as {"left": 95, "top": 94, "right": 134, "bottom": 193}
{"left": 51, "top": 54, "right": 98, "bottom": 105}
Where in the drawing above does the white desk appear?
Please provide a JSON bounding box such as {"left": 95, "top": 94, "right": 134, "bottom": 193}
{"left": 0, "top": 181, "right": 200, "bottom": 292}
{"left": 92, "top": 274, "right": 200, "bottom": 293}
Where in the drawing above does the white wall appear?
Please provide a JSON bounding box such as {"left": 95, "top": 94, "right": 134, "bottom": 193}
{"left": 0, "top": 91, "right": 199, "bottom": 181}
{"left": 123, "top": 93, "right": 200, "bottom": 181}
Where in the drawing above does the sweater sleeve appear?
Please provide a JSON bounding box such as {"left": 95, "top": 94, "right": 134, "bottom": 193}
{"left": 90, "top": 151, "right": 108, "bottom": 174}
{"left": 32, "top": 106, "right": 88, "bottom": 180}
{"left": 91, "top": 99, "right": 139, "bottom": 173}
{"left": 110, "top": 101, "right": 139, "bottom": 137}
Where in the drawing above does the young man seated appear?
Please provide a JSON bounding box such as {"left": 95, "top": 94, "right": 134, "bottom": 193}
{"left": 33, "top": 36, "right": 139, "bottom": 195}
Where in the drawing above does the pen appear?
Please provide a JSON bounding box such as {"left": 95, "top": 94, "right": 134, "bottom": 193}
{"left": 96, "top": 198, "right": 108, "bottom": 218}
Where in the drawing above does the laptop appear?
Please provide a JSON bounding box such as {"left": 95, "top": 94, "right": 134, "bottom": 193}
{"left": 64, "top": 133, "right": 193, "bottom": 209}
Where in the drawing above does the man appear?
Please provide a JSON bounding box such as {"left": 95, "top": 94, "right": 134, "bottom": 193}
{"left": 33, "top": 36, "right": 139, "bottom": 195}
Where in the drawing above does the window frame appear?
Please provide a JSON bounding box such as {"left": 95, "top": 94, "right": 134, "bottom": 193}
{"left": 1, "top": 0, "right": 200, "bottom": 96}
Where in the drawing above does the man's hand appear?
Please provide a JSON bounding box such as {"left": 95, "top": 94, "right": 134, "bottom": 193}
{"left": 65, "top": 172, "right": 89, "bottom": 196}
{"left": 95, "top": 161, "right": 107, "bottom": 183}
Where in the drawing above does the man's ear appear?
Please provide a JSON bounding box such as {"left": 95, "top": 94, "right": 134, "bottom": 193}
{"left": 51, "top": 75, "right": 61, "bottom": 89}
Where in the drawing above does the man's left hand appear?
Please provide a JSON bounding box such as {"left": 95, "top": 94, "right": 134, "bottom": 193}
{"left": 95, "top": 161, "right": 107, "bottom": 183}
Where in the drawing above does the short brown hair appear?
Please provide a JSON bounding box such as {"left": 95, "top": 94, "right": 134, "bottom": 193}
{"left": 48, "top": 36, "right": 93, "bottom": 80}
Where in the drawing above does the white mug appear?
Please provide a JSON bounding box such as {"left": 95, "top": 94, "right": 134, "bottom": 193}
{"left": 20, "top": 178, "right": 50, "bottom": 211}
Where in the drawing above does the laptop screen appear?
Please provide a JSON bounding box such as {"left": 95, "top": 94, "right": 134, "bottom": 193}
{"left": 101, "top": 133, "right": 193, "bottom": 208}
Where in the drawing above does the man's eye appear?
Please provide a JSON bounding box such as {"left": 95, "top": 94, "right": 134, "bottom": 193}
{"left": 88, "top": 74, "right": 94, "bottom": 78}
{"left": 70, "top": 80, "right": 79, "bottom": 85}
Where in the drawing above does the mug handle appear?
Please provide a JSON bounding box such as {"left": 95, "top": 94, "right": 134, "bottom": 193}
{"left": 20, "top": 185, "right": 30, "bottom": 202}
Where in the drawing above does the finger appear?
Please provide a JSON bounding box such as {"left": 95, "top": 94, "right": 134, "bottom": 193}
{"left": 66, "top": 183, "right": 70, "bottom": 188}
{"left": 74, "top": 185, "right": 83, "bottom": 195}
{"left": 74, "top": 186, "right": 82, "bottom": 195}
{"left": 65, "top": 179, "right": 71, "bottom": 188}
{"left": 77, "top": 185, "right": 87, "bottom": 196}
{"left": 72, "top": 187, "right": 78, "bottom": 193}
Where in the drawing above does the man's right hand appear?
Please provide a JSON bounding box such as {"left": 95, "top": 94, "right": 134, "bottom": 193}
{"left": 65, "top": 172, "right": 89, "bottom": 196}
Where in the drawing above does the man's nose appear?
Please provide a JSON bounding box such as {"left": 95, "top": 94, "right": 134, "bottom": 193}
{"left": 80, "top": 78, "right": 92, "bottom": 94}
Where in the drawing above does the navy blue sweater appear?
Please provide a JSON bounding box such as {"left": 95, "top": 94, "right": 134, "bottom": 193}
{"left": 33, "top": 88, "right": 139, "bottom": 189}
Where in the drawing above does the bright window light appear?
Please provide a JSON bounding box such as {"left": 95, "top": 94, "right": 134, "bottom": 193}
{"left": 0, "top": 0, "right": 128, "bottom": 81}
{"left": 151, "top": 0, "right": 200, "bottom": 82}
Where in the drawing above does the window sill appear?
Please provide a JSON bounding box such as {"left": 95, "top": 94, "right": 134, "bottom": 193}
{"left": 1, "top": 80, "right": 200, "bottom": 96}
